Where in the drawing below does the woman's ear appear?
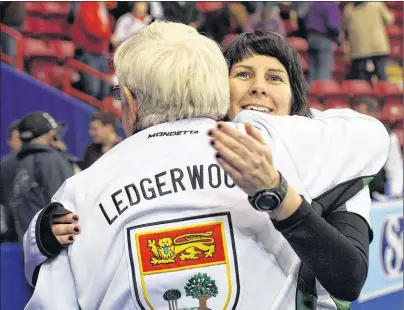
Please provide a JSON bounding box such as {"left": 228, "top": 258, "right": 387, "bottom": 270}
{"left": 121, "top": 86, "right": 138, "bottom": 136}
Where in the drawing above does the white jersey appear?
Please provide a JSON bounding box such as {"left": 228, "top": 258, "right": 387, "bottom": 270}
{"left": 24, "top": 109, "right": 389, "bottom": 310}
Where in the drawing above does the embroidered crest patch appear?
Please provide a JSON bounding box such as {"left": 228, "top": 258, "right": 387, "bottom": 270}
{"left": 126, "top": 212, "right": 240, "bottom": 310}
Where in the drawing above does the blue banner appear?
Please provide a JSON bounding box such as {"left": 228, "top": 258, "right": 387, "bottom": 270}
{"left": 1, "top": 63, "right": 97, "bottom": 159}
{"left": 352, "top": 199, "right": 403, "bottom": 310}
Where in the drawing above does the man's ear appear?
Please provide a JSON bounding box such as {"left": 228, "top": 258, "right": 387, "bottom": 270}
{"left": 121, "top": 86, "right": 138, "bottom": 136}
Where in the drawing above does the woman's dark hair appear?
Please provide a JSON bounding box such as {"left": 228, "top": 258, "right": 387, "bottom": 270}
{"left": 223, "top": 31, "right": 312, "bottom": 118}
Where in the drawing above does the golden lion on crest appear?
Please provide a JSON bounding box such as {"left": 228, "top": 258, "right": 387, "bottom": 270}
{"left": 147, "top": 231, "right": 216, "bottom": 265}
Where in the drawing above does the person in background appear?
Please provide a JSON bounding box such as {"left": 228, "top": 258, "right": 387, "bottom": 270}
{"left": 289, "top": 2, "right": 312, "bottom": 39}
{"left": 0, "top": 120, "right": 22, "bottom": 242}
{"left": 343, "top": 2, "right": 394, "bottom": 81}
{"left": 50, "top": 123, "right": 82, "bottom": 175}
{"left": 10, "top": 112, "right": 74, "bottom": 242}
{"left": 197, "top": 2, "right": 232, "bottom": 43}
{"left": 82, "top": 110, "right": 121, "bottom": 170}
{"left": 245, "top": 2, "right": 286, "bottom": 37}
{"left": 148, "top": 2, "right": 165, "bottom": 20}
{"left": 71, "top": 2, "right": 114, "bottom": 100}
{"left": 352, "top": 96, "right": 403, "bottom": 199}
{"left": 112, "top": 2, "right": 152, "bottom": 47}
{"left": 161, "top": 2, "right": 200, "bottom": 26}
{"left": 0, "top": 2, "right": 26, "bottom": 58}
{"left": 307, "top": 2, "right": 341, "bottom": 82}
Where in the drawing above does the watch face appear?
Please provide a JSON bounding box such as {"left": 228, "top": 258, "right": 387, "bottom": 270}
{"left": 256, "top": 192, "right": 281, "bottom": 212}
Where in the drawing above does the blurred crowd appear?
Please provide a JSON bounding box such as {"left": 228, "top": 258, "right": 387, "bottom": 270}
{"left": 1, "top": 1, "right": 400, "bottom": 100}
{"left": 0, "top": 110, "right": 120, "bottom": 243}
{"left": 0, "top": 2, "right": 402, "bottom": 244}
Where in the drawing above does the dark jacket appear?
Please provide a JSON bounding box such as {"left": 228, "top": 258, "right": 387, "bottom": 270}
{"left": 10, "top": 143, "right": 74, "bottom": 242}
{"left": 161, "top": 2, "right": 200, "bottom": 25}
{"left": 0, "top": 153, "right": 19, "bottom": 242}
{"left": 0, "top": 2, "right": 26, "bottom": 27}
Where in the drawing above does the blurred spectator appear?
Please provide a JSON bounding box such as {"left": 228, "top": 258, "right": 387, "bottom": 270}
{"left": 289, "top": 2, "right": 312, "bottom": 38}
{"left": 197, "top": 2, "right": 232, "bottom": 43}
{"left": 0, "top": 2, "right": 26, "bottom": 57}
{"left": 0, "top": 120, "right": 22, "bottom": 242}
{"left": 161, "top": 2, "right": 200, "bottom": 26}
{"left": 67, "top": 1, "right": 79, "bottom": 24}
{"left": 245, "top": 2, "right": 286, "bottom": 37}
{"left": 50, "top": 123, "right": 82, "bottom": 175}
{"left": 108, "top": 1, "right": 132, "bottom": 22}
{"left": 82, "top": 111, "right": 121, "bottom": 169}
{"left": 343, "top": 2, "right": 394, "bottom": 81}
{"left": 352, "top": 97, "right": 403, "bottom": 199}
{"left": 307, "top": 2, "right": 341, "bottom": 82}
{"left": 72, "top": 2, "right": 113, "bottom": 100}
{"left": 149, "top": 2, "right": 165, "bottom": 20}
{"left": 10, "top": 112, "right": 74, "bottom": 242}
{"left": 112, "top": 2, "right": 152, "bottom": 47}
{"left": 227, "top": 2, "right": 249, "bottom": 34}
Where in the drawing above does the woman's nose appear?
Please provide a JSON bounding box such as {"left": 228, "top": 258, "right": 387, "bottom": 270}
{"left": 249, "top": 79, "right": 269, "bottom": 96}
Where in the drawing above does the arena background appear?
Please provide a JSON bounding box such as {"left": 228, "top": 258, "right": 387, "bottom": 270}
{"left": 0, "top": 1, "right": 403, "bottom": 309}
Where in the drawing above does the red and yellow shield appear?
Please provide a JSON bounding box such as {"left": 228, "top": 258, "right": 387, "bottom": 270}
{"left": 126, "top": 212, "right": 240, "bottom": 310}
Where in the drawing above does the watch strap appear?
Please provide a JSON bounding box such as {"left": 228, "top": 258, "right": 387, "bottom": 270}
{"left": 248, "top": 171, "right": 288, "bottom": 212}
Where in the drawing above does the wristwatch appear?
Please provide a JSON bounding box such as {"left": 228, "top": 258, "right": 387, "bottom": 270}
{"left": 248, "top": 172, "right": 288, "bottom": 213}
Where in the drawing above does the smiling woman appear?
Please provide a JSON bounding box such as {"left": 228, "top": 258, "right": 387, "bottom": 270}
{"left": 223, "top": 31, "right": 312, "bottom": 119}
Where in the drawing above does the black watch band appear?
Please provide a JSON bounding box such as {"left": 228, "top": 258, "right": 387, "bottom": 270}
{"left": 248, "top": 172, "right": 288, "bottom": 212}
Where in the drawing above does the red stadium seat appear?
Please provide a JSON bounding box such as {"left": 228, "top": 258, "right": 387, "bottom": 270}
{"left": 323, "top": 99, "right": 350, "bottom": 110}
{"left": 48, "top": 40, "right": 75, "bottom": 60}
{"left": 374, "top": 81, "right": 404, "bottom": 106}
{"left": 386, "top": 2, "right": 403, "bottom": 10}
{"left": 42, "top": 2, "right": 70, "bottom": 18}
{"left": 332, "top": 61, "right": 348, "bottom": 83}
{"left": 23, "top": 38, "right": 56, "bottom": 58}
{"left": 373, "top": 81, "right": 403, "bottom": 97}
{"left": 25, "top": 2, "right": 44, "bottom": 16}
{"left": 309, "top": 80, "right": 348, "bottom": 102}
{"left": 393, "top": 10, "right": 403, "bottom": 25}
{"left": 341, "top": 80, "right": 373, "bottom": 96}
{"left": 390, "top": 39, "right": 403, "bottom": 60}
{"left": 287, "top": 37, "right": 308, "bottom": 53}
{"left": 381, "top": 102, "right": 403, "bottom": 123}
{"left": 308, "top": 98, "right": 325, "bottom": 111}
{"left": 387, "top": 25, "right": 403, "bottom": 39}
{"left": 283, "top": 19, "right": 296, "bottom": 34}
{"left": 21, "top": 17, "right": 44, "bottom": 34}
{"left": 41, "top": 20, "right": 65, "bottom": 37}
{"left": 299, "top": 55, "right": 308, "bottom": 72}
{"left": 31, "top": 64, "right": 74, "bottom": 89}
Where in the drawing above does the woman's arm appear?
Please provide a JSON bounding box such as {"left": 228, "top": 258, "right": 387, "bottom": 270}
{"left": 207, "top": 118, "right": 386, "bottom": 301}
{"left": 272, "top": 188, "right": 371, "bottom": 301}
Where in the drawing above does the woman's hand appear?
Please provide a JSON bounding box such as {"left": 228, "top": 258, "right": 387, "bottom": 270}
{"left": 52, "top": 213, "right": 81, "bottom": 245}
{"left": 208, "top": 122, "right": 280, "bottom": 197}
{"left": 207, "top": 121, "right": 302, "bottom": 221}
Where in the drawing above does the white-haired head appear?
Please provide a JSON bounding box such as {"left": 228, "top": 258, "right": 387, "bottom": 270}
{"left": 114, "top": 20, "right": 230, "bottom": 132}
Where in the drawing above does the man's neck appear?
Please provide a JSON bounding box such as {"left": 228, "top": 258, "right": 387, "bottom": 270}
{"left": 101, "top": 134, "right": 118, "bottom": 153}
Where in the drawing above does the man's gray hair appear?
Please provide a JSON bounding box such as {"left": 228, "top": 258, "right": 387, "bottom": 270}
{"left": 113, "top": 21, "right": 230, "bottom": 131}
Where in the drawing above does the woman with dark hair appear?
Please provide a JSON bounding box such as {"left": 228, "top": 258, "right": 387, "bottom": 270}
{"left": 211, "top": 30, "right": 376, "bottom": 309}
{"left": 224, "top": 31, "right": 312, "bottom": 120}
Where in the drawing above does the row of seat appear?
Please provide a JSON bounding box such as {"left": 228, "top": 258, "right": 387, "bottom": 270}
{"left": 309, "top": 80, "right": 403, "bottom": 99}
{"left": 309, "top": 97, "right": 402, "bottom": 122}
{"left": 24, "top": 2, "right": 69, "bottom": 18}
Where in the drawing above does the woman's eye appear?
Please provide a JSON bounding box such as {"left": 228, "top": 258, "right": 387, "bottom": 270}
{"left": 236, "top": 72, "right": 250, "bottom": 78}
{"left": 269, "top": 75, "right": 282, "bottom": 82}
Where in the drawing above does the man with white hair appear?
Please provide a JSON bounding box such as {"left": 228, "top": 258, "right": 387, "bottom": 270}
{"left": 25, "top": 21, "right": 388, "bottom": 309}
